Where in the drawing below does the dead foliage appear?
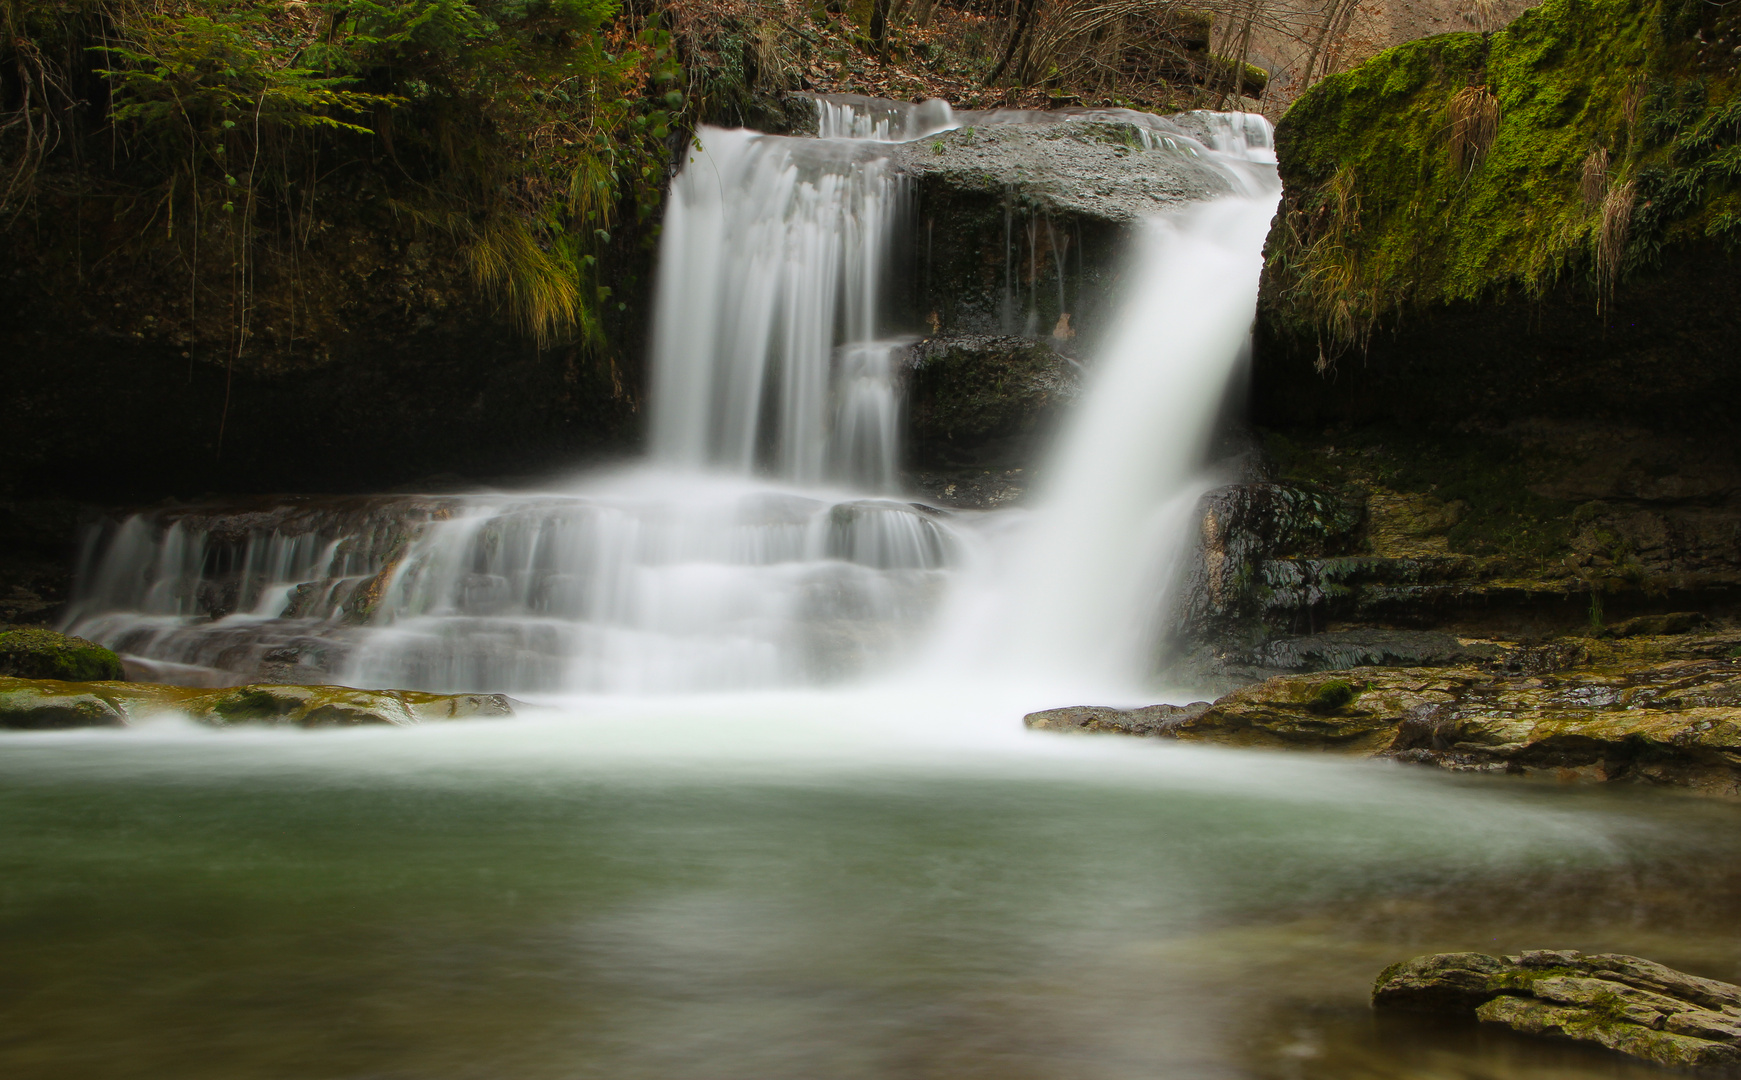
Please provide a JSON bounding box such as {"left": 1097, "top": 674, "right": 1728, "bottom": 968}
{"left": 1447, "top": 84, "right": 1500, "bottom": 174}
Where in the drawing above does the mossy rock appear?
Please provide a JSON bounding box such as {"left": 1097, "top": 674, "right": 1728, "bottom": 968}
{"left": 1377, "top": 950, "right": 1741, "bottom": 1070}
{"left": 0, "top": 675, "right": 516, "bottom": 730}
{"left": 1303, "top": 678, "right": 1360, "bottom": 714}
{"left": 0, "top": 685, "right": 126, "bottom": 730}
{"left": 0, "top": 629, "right": 124, "bottom": 682}
{"left": 1256, "top": 0, "right": 1741, "bottom": 435}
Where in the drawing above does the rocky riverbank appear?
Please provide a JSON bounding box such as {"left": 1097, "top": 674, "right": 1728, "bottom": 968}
{"left": 1028, "top": 628, "right": 1741, "bottom": 798}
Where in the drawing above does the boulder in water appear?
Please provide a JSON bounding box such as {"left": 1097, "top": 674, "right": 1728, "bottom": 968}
{"left": 1024, "top": 702, "right": 1210, "bottom": 736}
{"left": 1373, "top": 950, "right": 1741, "bottom": 1070}
{"left": 0, "top": 628, "right": 124, "bottom": 682}
{"left": 0, "top": 676, "right": 516, "bottom": 729}
{"left": 0, "top": 683, "right": 126, "bottom": 729}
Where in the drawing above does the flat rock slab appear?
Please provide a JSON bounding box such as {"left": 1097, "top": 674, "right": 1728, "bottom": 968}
{"left": 1374, "top": 950, "right": 1741, "bottom": 1070}
{"left": 1026, "top": 651, "right": 1741, "bottom": 797}
{"left": 0, "top": 676, "right": 516, "bottom": 729}
{"left": 890, "top": 120, "right": 1234, "bottom": 223}
{"left": 1025, "top": 701, "right": 1210, "bottom": 736}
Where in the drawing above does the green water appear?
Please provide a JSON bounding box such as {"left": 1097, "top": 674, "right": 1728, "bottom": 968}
{"left": 3, "top": 698, "right": 1737, "bottom": 1079}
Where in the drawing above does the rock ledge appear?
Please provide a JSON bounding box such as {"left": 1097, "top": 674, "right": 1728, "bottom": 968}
{"left": 1373, "top": 950, "right": 1741, "bottom": 1070}
{"left": 0, "top": 676, "right": 515, "bottom": 729}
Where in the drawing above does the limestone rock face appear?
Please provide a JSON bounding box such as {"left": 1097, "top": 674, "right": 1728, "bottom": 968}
{"left": 0, "top": 628, "right": 125, "bottom": 682}
{"left": 903, "top": 335, "right": 1079, "bottom": 472}
{"left": 1373, "top": 950, "right": 1741, "bottom": 1070}
{"left": 889, "top": 111, "right": 1257, "bottom": 360}
{"left": 0, "top": 676, "right": 515, "bottom": 730}
{"left": 891, "top": 118, "right": 1234, "bottom": 226}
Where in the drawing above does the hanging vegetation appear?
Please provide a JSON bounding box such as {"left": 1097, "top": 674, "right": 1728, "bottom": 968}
{"left": 0, "top": 0, "right": 683, "bottom": 353}
{"left": 1263, "top": 0, "right": 1741, "bottom": 365}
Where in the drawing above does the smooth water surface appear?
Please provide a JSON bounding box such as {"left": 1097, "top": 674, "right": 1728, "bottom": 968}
{"left": 5, "top": 698, "right": 1739, "bottom": 1080}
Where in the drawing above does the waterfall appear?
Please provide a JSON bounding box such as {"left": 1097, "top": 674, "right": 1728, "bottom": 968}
{"left": 62, "top": 101, "right": 1279, "bottom": 699}
{"left": 648, "top": 127, "right": 906, "bottom": 487}
{"left": 993, "top": 195, "right": 1279, "bottom": 688}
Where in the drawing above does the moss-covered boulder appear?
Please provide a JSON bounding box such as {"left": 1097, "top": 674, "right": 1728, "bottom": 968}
{"left": 0, "top": 676, "right": 516, "bottom": 730}
{"left": 0, "top": 629, "right": 124, "bottom": 682}
{"left": 1257, "top": 0, "right": 1741, "bottom": 434}
{"left": 1374, "top": 951, "right": 1741, "bottom": 1070}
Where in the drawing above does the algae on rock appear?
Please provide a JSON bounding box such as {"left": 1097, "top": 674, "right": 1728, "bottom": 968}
{"left": 1256, "top": 0, "right": 1741, "bottom": 440}
{"left": 0, "top": 676, "right": 516, "bottom": 730}
{"left": 1373, "top": 950, "right": 1741, "bottom": 1070}
{"left": 0, "top": 629, "right": 124, "bottom": 682}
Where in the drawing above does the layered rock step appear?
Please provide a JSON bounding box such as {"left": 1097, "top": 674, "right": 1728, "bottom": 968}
{"left": 0, "top": 677, "right": 516, "bottom": 730}
{"left": 1373, "top": 950, "right": 1741, "bottom": 1071}
{"left": 1026, "top": 630, "right": 1741, "bottom": 797}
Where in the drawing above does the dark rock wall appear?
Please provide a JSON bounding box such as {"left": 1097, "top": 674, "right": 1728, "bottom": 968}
{"left": 2, "top": 212, "right": 644, "bottom": 501}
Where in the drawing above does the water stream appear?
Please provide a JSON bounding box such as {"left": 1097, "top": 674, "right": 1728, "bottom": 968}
{"left": 10, "top": 99, "right": 1741, "bottom": 1079}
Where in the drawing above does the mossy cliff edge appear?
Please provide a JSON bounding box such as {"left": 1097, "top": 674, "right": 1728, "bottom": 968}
{"left": 1256, "top": 0, "right": 1741, "bottom": 432}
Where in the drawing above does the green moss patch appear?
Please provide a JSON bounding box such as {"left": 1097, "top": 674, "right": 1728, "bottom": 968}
{"left": 1305, "top": 678, "right": 1360, "bottom": 714}
{"left": 1264, "top": 426, "right": 1575, "bottom": 562}
{"left": 1265, "top": 0, "right": 1741, "bottom": 356}
{"left": 0, "top": 629, "right": 125, "bottom": 682}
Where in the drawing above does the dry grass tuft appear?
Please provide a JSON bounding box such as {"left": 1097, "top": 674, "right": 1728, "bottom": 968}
{"left": 1597, "top": 177, "right": 1637, "bottom": 300}
{"left": 468, "top": 218, "right": 583, "bottom": 348}
{"left": 1447, "top": 85, "right": 1500, "bottom": 174}
{"left": 1580, "top": 147, "right": 1609, "bottom": 210}
{"left": 1462, "top": 0, "right": 1503, "bottom": 32}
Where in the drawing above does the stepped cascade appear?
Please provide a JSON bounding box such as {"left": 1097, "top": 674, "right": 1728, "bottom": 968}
{"left": 63, "top": 99, "right": 1278, "bottom": 698}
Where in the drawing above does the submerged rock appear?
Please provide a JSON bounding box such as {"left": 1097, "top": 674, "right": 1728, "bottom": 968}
{"left": 0, "top": 628, "right": 125, "bottom": 682}
{"left": 0, "top": 676, "right": 515, "bottom": 730}
{"left": 1373, "top": 950, "right": 1741, "bottom": 1070}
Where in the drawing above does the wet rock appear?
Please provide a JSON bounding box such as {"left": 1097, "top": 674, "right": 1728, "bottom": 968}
{"left": 1599, "top": 612, "right": 1711, "bottom": 639}
{"left": 906, "top": 467, "right": 1031, "bottom": 510}
{"left": 1371, "top": 952, "right": 1509, "bottom": 1012}
{"left": 890, "top": 117, "right": 1235, "bottom": 225}
{"left": 1032, "top": 634, "right": 1741, "bottom": 796}
{"left": 1253, "top": 629, "right": 1500, "bottom": 672}
{"left": 188, "top": 684, "right": 516, "bottom": 728}
{"left": 1024, "top": 701, "right": 1211, "bottom": 735}
{"left": 1373, "top": 950, "right": 1741, "bottom": 1071}
{"left": 904, "top": 335, "right": 1079, "bottom": 471}
{"left": 0, "top": 676, "right": 516, "bottom": 730}
{"left": 0, "top": 628, "right": 125, "bottom": 681}
{"left": 0, "top": 684, "right": 126, "bottom": 729}
{"left": 1168, "top": 481, "right": 1368, "bottom": 678}
{"left": 890, "top": 111, "right": 1250, "bottom": 354}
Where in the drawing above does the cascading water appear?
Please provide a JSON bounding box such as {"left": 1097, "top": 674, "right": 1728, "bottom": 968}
{"left": 22, "top": 99, "right": 1735, "bottom": 1080}
{"left": 648, "top": 127, "right": 907, "bottom": 486}
{"left": 62, "top": 100, "right": 1279, "bottom": 700}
